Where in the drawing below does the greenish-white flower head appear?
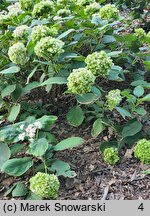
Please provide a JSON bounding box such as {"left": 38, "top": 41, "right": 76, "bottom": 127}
{"left": 31, "top": 25, "right": 57, "bottom": 43}
{"left": 32, "top": 1, "right": 54, "bottom": 18}
{"left": 57, "top": 0, "right": 75, "bottom": 8}
{"left": 106, "top": 89, "right": 122, "bottom": 111}
{"left": 57, "top": 9, "right": 71, "bottom": 17}
{"left": 147, "top": 31, "right": 150, "bottom": 38}
{"left": 19, "top": 0, "right": 36, "bottom": 11}
{"left": 13, "top": 25, "right": 30, "bottom": 40}
{"left": 103, "top": 147, "right": 119, "bottom": 165}
{"left": 0, "top": 14, "right": 10, "bottom": 27}
{"left": 34, "top": 36, "right": 64, "bottom": 59}
{"left": 99, "top": 4, "right": 119, "bottom": 20}
{"left": 67, "top": 68, "right": 96, "bottom": 95}
{"left": 134, "top": 139, "right": 150, "bottom": 164}
{"left": 30, "top": 172, "right": 60, "bottom": 199}
{"left": 84, "top": 2, "right": 101, "bottom": 15}
{"left": 134, "top": 28, "right": 146, "bottom": 39}
{"left": 85, "top": 51, "right": 113, "bottom": 77}
{"left": 77, "top": 0, "right": 95, "bottom": 6}
{"left": 7, "top": 2, "right": 23, "bottom": 18}
{"left": 8, "top": 42, "right": 27, "bottom": 65}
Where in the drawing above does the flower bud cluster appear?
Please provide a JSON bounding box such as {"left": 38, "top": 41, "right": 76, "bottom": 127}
{"left": 19, "top": 0, "right": 36, "bottom": 11}
{"left": 8, "top": 42, "right": 27, "bottom": 65}
{"left": 85, "top": 51, "right": 113, "bottom": 77}
{"left": 57, "top": 9, "right": 71, "bottom": 17}
{"left": 32, "top": 1, "right": 54, "bottom": 18}
{"left": 84, "top": 2, "right": 101, "bottom": 15}
{"left": 67, "top": 68, "right": 96, "bottom": 95}
{"left": 31, "top": 25, "right": 57, "bottom": 43}
{"left": 134, "top": 28, "right": 146, "bottom": 39}
{"left": 134, "top": 139, "right": 150, "bottom": 164}
{"left": 99, "top": 4, "right": 119, "bottom": 20}
{"left": 106, "top": 89, "right": 122, "bottom": 111}
{"left": 34, "top": 36, "right": 64, "bottom": 59}
{"left": 13, "top": 25, "right": 30, "bottom": 40}
{"left": 103, "top": 147, "right": 119, "bottom": 165}
{"left": 30, "top": 172, "right": 60, "bottom": 199}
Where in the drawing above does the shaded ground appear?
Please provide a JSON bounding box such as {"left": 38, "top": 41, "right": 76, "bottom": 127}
{"left": 52, "top": 114, "right": 150, "bottom": 200}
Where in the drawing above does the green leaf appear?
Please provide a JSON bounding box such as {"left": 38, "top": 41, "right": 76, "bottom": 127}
{"left": 122, "top": 120, "right": 143, "bottom": 138}
{"left": 116, "top": 107, "right": 132, "bottom": 119}
{"left": 107, "top": 51, "right": 122, "bottom": 57}
{"left": 76, "top": 93, "right": 99, "bottom": 104}
{"left": 12, "top": 182, "right": 28, "bottom": 197}
{"left": 27, "top": 138, "right": 49, "bottom": 157}
{"left": 10, "top": 143, "right": 25, "bottom": 155}
{"left": 133, "top": 85, "right": 144, "bottom": 97}
{"left": 8, "top": 104, "right": 21, "bottom": 122}
{"left": 99, "top": 141, "right": 118, "bottom": 153}
{"left": 57, "top": 29, "right": 75, "bottom": 40}
{"left": 36, "top": 115, "right": 57, "bottom": 128}
{"left": 67, "top": 106, "right": 84, "bottom": 127}
{"left": 50, "top": 160, "right": 76, "bottom": 178}
{"left": 2, "top": 157, "right": 33, "bottom": 176}
{"left": 102, "top": 35, "right": 116, "bottom": 43}
{"left": 0, "top": 143, "right": 11, "bottom": 169}
{"left": 26, "top": 193, "right": 42, "bottom": 200}
{"left": 54, "top": 137, "right": 84, "bottom": 151}
{"left": 91, "top": 118, "right": 104, "bottom": 138}
{"left": 41, "top": 77, "right": 68, "bottom": 86}
{"left": 22, "top": 82, "right": 41, "bottom": 94}
{"left": 1, "top": 84, "right": 16, "bottom": 98}
{"left": 131, "top": 80, "right": 150, "bottom": 88}
{"left": 4, "top": 184, "right": 17, "bottom": 197}
{"left": 0, "top": 66, "right": 20, "bottom": 74}
{"left": 139, "top": 94, "right": 150, "bottom": 102}
{"left": 135, "top": 107, "right": 147, "bottom": 116}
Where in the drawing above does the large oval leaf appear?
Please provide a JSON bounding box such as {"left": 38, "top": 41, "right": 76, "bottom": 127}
{"left": 2, "top": 157, "right": 33, "bottom": 176}
{"left": 91, "top": 118, "right": 104, "bottom": 138}
{"left": 54, "top": 137, "right": 84, "bottom": 151}
{"left": 0, "top": 143, "right": 11, "bottom": 169}
{"left": 122, "top": 120, "right": 143, "bottom": 138}
{"left": 0, "top": 66, "right": 20, "bottom": 74}
{"left": 27, "top": 138, "right": 48, "bottom": 157}
{"left": 67, "top": 106, "right": 84, "bottom": 127}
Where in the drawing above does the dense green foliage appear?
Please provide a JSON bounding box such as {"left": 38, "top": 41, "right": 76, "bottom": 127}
{"left": 0, "top": 0, "right": 150, "bottom": 199}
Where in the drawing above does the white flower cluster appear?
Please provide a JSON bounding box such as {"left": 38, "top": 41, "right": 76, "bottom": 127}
{"left": 67, "top": 68, "right": 96, "bottom": 95}
{"left": 84, "top": 2, "right": 101, "bottom": 15}
{"left": 18, "top": 121, "right": 42, "bottom": 142}
{"left": 57, "top": 9, "right": 71, "bottom": 17}
{"left": 99, "top": 4, "right": 119, "bottom": 20}
{"left": 32, "top": 1, "right": 55, "bottom": 18}
{"left": 34, "top": 36, "right": 64, "bottom": 59}
{"left": 19, "top": 0, "right": 36, "bottom": 11}
{"left": 7, "top": 2, "right": 23, "bottom": 18}
{"left": 13, "top": 25, "right": 30, "bottom": 40}
{"left": 85, "top": 51, "right": 113, "bottom": 77}
{"left": 30, "top": 172, "right": 60, "bottom": 199}
{"left": 8, "top": 42, "right": 27, "bottom": 65}
{"left": 31, "top": 25, "right": 57, "bottom": 43}
{"left": 105, "top": 89, "right": 122, "bottom": 111}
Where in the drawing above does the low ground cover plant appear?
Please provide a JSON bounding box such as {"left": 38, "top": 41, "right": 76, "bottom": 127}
{"left": 0, "top": 0, "right": 150, "bottom": 199}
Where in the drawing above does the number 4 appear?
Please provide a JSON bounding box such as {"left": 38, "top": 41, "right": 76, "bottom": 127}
{"left": 138, "top": 203, "right": 144, "bottom": 211}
